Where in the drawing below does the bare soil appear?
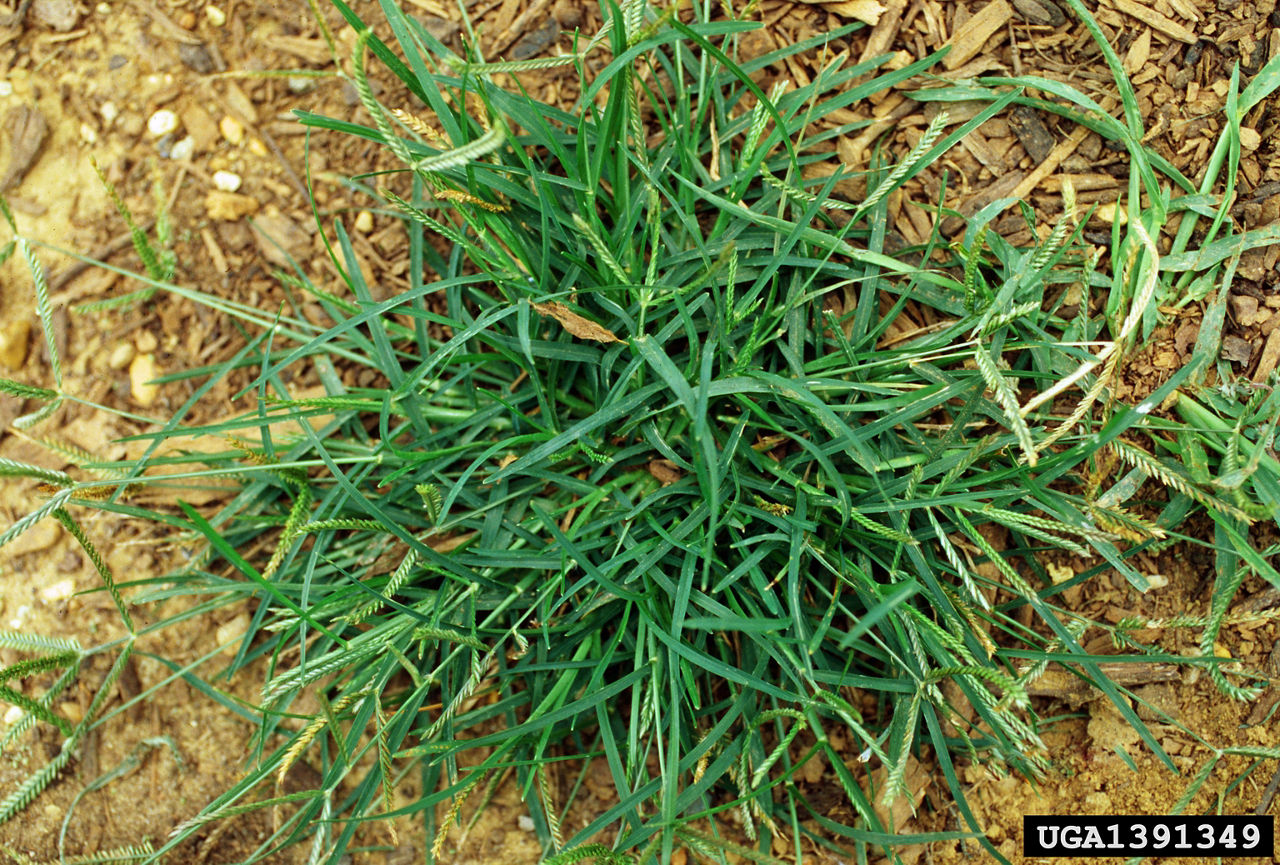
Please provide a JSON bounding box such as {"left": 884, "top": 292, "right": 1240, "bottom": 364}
{"left": 0, "top": 0, "right": 1277, "bottom": 862}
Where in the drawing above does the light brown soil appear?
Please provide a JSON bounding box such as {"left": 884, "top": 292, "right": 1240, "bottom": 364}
{"left": 0, "top": 0, "right": 1277, "bottom": 862}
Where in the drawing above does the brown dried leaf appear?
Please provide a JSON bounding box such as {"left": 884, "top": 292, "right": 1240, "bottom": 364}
{"left": 648, "top": 459, "right": 682, "bottom": 486}
{"left": 530, "top": 301, "right": 621, "bottom": 344}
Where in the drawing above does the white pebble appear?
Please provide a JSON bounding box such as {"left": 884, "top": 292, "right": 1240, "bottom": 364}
{"left": 517, "top": 815, "right": 535, "bottom": 832}
{"left": 79, "top": 122, "right": 97, "bottom": 144}
{"left": 2, "top": 706, "right": 22, "bottom": 725}
{"left": 212, "top": 170, "right": 242, "bottom": 192}
{"left": 40, "top": 579, "right": 75, "bottom": 602}
{"left": 287, "top": 76, "right": 314, "bottom": 94}
{"left": 0, "top": 81, "right": 12, "bottom": 97}
{"left": 170, "top": 135, "right": 195, "bottom": 161}
{"left": 100, "top": 100, "right": 118, "bottom": 124}
{"left": 147, "top": 109, "right": 178, "bottom": 137}
{"left": 205, "top": 3, "right": 225, "bottom": 25}
{"left": 95, "top": 1, "right": 109, "bottom": 11}
{"left": 8, "top": 604, "right": 29, "bottom": 629}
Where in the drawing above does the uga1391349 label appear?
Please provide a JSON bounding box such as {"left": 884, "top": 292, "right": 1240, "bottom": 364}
{"left": 1023, "top": 815, "right": 1273, "bottom": 858}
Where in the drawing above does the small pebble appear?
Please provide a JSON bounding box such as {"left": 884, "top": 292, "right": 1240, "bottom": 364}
{"left": 108, "top": 54, "right": 127, "bottom": 70}
{"left": 170, "top": 135, "right": 195, "bottom": 161}
{"left": 178, "top": 42, "right": 215, "bottom": 75}
{"left": 60, "top": 701, "right": 83, "bottom": 724}
{"left": 33, "top": 0, "right": 79, "bottom": 30}
{"left": 80, "top": 121, "right": 97, "bottom": 143}
{"left": 40, "top": 579, "right": 74, "bottom": 602}
{"left": 2, "top": 706, "right": 22, "bottom": 725}
{"left": 354, "top": 210, "right": 374, "bottom": 233}
{"left": 212, "top": 170, "right": 242, "bottom": 192}
{"left": 100, "top": 100, "right": 118, "bottom": 124}
{"left": 205, "top": 3, "right": 225, "bottom": 26}
{"left": 147, "top": 109, "right": 178, "bottom": 137}
{"left": 178, "top": 9, "right": 195, "bottom": 28}
{"left": 95, "top": 1, "right": 109, "bottom": 10}
{"left": 181, "top": 104, "right": 219, "bottom": 152}
{"left": 0, "top": 82, "right": 12, "bottom": 97}
{"left": 129, "top": 352, "right": 160, "bottom": 407}
{"left": 247, "top": 137, "right": 267, "bottom": 157}
{"left": 120, "top": 112, "right": 144, "bottom": 136}
{"left": 517, "top": 815, "right": 535, "bottom": 832}
{"left": 135, "top": 330, "right": 158, "bottom": 353}
{"left": 219, "top": 115, "right": 244, "bottom": 145}
{"left": 205, "top": 190, "right": 259, "bottom": 220}
{"left": 216, "top": 612, "right": 250, "bottom": 654}
{"left": 287, "top": 76, "right": 315, "bottom": 94}
{"left": 0, "top": 319, "right": 30, "bottom": 369}
{"left": 107, "top": 340, "right": 134, "bottom": 370}
{"left": 8, "top": 604, "right": 30, "bottom": 629}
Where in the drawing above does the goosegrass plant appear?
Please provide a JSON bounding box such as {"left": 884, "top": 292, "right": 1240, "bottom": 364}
{"left": 1, "top": 0, "right": 1279, "bottom": 862}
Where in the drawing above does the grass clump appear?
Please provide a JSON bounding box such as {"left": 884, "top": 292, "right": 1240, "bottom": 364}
{"left": 1, "top": 0, "right": 1279, "bottom": 863}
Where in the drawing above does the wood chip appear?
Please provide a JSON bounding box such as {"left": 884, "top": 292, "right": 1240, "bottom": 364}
{"left": 1009, "top": 104, "right": 1055, "bottom": 164}
{"left": 1110, "top": 0, "right": 1196, "bottom": 43}
{"left": 1123, "top": 27, "right": 1151, "bottom": 75}
{"left": 1010, "top": 0, "right": 1065, "bottom": 25}
{"left": 270, "top": 35, "right": 331, "bottom": 65}
{"left": 0, "top": 104, "right": 47, "bottom": 190}
{"left": 1221, "top": 334, "right": 1253, "bottom": 365}
{"left": 823, "top": 0, "right": 887, "bottom": 25}
{"left": 1007, "top": 109, "right": 1103, "bottom": 202}
{"left": 1023, "top": 662, "right": 1180, "bottom": 698}
{"left": 1253, "top": 327, "right": 1280, "bottom": 383}
{"left": 858, "top": 0, "right": 907, "bottom": 64}
{"left": 942, "top": 0, "right": 1011, "bottom": 70}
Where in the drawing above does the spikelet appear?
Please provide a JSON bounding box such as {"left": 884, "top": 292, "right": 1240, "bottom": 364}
{"left": 0, "top": 748, "right": 72, "bottom": 824}
{"left": 0, "top": 457, "right": 71, "bottom": 486}
{"left": 538, "top": 764, "right": 563, "bottom": 852}
{"left": 445, "top": 54, "right": 583, "bottom": 74}
{"left": 571, "top": 213, "right": 629, "bottom": 284}
{"left": 1110, "top": 439, "right": 1254, "bottom": 524}
{"left": 847, "top": 507, "right": 917, "bottom": 545}
{"left": 436, "top": 188, "right": 509, "bottom": 213}
{"left": 0, "top": 378, "right": 57, "bottom": 401}
{"left": 389, "top": 107, "right": 443, "bottom": 142}
{"left": 751, "top": 495, "right": 791, "bottom": 516}
{"left": 225, "top": 435, "right": 277, "bottom": 468}
{"left": 1087, "top": 502, "right": 1166, "bottom": 542}
{"left": 431, "top": 771, "right": 486, "bottom": 859}
{"left": 64, "top": 483, "right": 143, "bottom": 501}
{"left": 974, "top": 346, "right": 1038, "bottom": 466}
{"left": 374, "top": 694, "right": 398, "bottom": 845}
{"left": 857, "top": 111, "right": 948, "bottom": 217}
{"left": 277, "top": 715, "right": 328, "bottom": 787}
